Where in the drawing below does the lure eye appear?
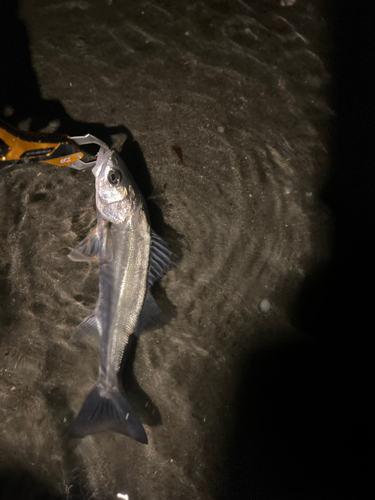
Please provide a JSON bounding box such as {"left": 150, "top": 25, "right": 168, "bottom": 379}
{"left": 108, "top": 169, "right": 122, "bottom": 185}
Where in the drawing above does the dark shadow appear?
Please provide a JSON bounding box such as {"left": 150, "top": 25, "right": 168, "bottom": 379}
{"left": 0, "top": 0, "right": 42, "bottom": 129}
{"left": 288, "top": 4, "right": 375, "bottom": 465}
{"left": 220, "top": 332, "right": 372, "bottom": 500}
{"left": 0, "top": 0, "right": 182, "bottom": 256}
{"left": 257, "top": 1, "right": 375, "bottom": 498}
{"left": 151, "top": 279, "right": 178, "bottom": 325}
{"left": 0, "top": 467, "right": 63, "bottom": 500}
{"left": 121, "top": 336, "right": 162, "bottom": 426}
{"left": 0, "top": 1, "right": 122, "bottom": 145}
{"left": 119, "top": 130, "right": 184, "bottom": 265}
{"left": 291, "top": 3, "right": 375, "bottom": 344}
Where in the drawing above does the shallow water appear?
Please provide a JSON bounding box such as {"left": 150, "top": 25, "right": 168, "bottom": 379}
{"left": 0, "top": 1, "right": 335, "bottom": 499}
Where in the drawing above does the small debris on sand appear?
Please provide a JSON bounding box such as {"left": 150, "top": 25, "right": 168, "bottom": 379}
{"left": 172, "top": 145, "right": 183, "bottom": 163}
{"left": 260, "top": 299, "right": 271, "bottom": 312}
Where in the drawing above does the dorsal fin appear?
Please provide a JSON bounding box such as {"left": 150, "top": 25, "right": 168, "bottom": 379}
{"left": 148, "top": 230, "right": 172, "bottom": 287}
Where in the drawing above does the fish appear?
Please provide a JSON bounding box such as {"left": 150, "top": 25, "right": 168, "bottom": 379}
{"left": 68, "top": 147, "right": 172, "bottom": 444}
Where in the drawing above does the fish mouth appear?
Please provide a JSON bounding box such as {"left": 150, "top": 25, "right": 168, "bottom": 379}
{"left": 92, "top": 147, "right": 113, "bottom": 177}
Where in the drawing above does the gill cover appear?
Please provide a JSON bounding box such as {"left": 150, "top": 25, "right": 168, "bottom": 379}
{"left": 93, "top": 148, "right": 135, "bottom": 224}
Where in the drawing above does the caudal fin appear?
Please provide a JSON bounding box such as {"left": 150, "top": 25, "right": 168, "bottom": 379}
{"left": 70, "top": 387, "right": 148, "bottom": 444}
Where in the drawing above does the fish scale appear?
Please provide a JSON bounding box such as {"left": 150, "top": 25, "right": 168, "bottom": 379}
{"left": 98, "top": 213, "right": 150, "bottom": 380}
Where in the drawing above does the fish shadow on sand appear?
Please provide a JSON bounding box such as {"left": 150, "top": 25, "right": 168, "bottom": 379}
{"left": 117, "top": 131, "right": 181, "bottom": 324}
{"left": 121, "top": 336, "right": 162, "bottom": 427}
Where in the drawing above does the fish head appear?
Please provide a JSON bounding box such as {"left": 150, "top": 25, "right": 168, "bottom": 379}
{"left": 92, "top": 148, "right": 137, "bottom": 223}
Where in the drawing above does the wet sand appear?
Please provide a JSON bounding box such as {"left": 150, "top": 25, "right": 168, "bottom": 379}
{"left": 1, "top": 1, "right": 373, "bottom": 499}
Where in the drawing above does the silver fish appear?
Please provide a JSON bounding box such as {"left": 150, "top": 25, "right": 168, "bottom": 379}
{"left": 68, "top": 147, "right": 172, "bottom": 443}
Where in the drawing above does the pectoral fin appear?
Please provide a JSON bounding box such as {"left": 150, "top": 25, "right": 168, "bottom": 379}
{"left": 68, "top": 222, "right": 113, "bottom": 263}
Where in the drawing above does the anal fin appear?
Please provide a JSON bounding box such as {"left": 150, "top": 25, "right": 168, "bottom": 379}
{"left": 69, "top": 312, "right": 100, "bottom": 346}
{"left": 136, "top": 289, "right": 166, "bottom": 335}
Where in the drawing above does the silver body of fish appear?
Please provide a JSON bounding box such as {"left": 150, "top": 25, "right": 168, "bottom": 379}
{"left": 68, "top": 147, "right": 171, "bottom": 444}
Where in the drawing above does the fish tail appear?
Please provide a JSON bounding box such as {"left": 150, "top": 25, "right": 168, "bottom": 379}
{"left": 70, "top": 387, "right": 148, "bottom": 444}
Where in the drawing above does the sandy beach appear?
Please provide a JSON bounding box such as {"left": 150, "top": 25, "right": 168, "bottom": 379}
{"left": 1, "top": 1, "right": 373, "bottom": 499}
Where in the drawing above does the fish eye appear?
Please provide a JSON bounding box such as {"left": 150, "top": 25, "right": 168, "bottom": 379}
{"left": 108, "top": 169, "right": 122, "bottom": 185}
